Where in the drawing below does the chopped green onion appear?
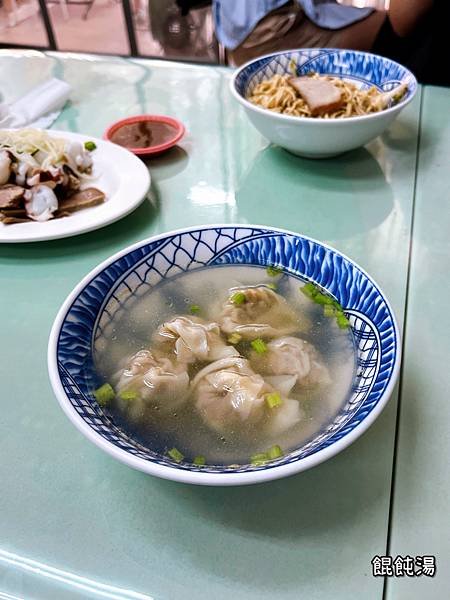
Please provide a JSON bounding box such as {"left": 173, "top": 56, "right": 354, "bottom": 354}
{"left": 251, "top": 452, "right": 268, "bottom": 466}
{"left": 119, "top": 390, "right": 139, "bottom": 401}
{"left": 189, "top": 304, "right": 201, "bottom": 314}
{"left": 251, "top": 338, "right": 267, "bottom": 354}
{"left": 84, "top": 141, "right": 97, "bottom": 151}
{"left": 265, "top": 392, "right": 283, "bottom": 409}
{"left": 167, "top": 447, "right": 184, "bottom": 463}
{"left": 266, "top": 265, "right": 283, "bottom": 277}
{"left": 227, "top": 332, "right": 242, "bottom": 345}
{"left": 94, "top": 383, "right": 115, "bottom": 407}
{"left": 300, "top": 282, "right": 318, "bottom": 299}
{"left": 337, "top": 313, "right": 350, "bottom": 329}
{"left": 230, "top": 291, "right": 246, "bottom": 305}
{"left": 301, "top": 282, "right": 335, "bottom": 305}
{"left": 193, "top": 455, "right": 206, "bottom": 466}
{"left": 267, "top": 445, "right": 283, "bottom": 460}
{"left": 266, "top": 282, "right": 277, "bottom": 290}
{"left": 313, "top": 293, "right": 335, "bottom": 306}
{"left": 323, "top": 304, "right": 339, "bottom": 318}
{"left": 321, "top": 301, "right": 350, "bottom": 329}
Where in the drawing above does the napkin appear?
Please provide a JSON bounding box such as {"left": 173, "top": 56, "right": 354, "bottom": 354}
{"left": 0, "top": 78, "right": 72, "bottom": 129}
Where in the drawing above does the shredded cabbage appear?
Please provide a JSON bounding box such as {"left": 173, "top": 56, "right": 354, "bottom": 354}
{"left": 0, "top": 129, "right": 92, "bottom": 179}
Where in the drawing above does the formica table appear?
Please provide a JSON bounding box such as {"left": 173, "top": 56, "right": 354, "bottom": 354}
{"left": 0, "top": 50, "right": 448, "bottom": 600}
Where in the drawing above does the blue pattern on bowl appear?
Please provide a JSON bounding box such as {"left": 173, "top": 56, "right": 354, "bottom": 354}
{"left": 234, "top": 48, "right": 417, "bottom": 102}
{"left": 56, "top": 226, "right": 398, "bottom": 474}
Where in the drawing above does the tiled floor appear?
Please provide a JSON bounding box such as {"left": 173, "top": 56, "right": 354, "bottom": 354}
{"left": 0, "top": 0, "right": 48, "bottom": 47}
{"left": 0, "top": 0, "right": 164, "bottom": 56}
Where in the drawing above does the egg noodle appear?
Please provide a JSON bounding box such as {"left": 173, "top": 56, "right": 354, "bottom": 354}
{"left": 247, "top": 73, "right": 387, "bottom": 118}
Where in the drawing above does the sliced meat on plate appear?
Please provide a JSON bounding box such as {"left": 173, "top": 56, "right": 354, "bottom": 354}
{"left": 0, "top": 184, "right": 25, "bottom": 209}
{"left": 57, "top": 187, "right": 105, "bottom": 214}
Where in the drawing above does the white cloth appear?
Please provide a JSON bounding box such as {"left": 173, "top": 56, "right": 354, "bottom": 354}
{"left": 0, "top": 78, "right": 71, "bottom": 129}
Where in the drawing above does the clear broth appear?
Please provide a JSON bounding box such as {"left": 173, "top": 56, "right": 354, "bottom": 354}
{"left": 95, "top": 266, "right": 356, "bottom": 466}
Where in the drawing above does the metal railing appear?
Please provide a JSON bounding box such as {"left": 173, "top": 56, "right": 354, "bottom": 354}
{"left": 0, "top": 0, "right": 221, "bottom": 63}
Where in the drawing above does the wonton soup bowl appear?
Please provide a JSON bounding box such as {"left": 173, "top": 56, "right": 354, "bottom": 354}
{"left": 48, "top": 225, "right": 400, "bottom": 486}
{"left": 231, "top": 48, "right": 417, "bottom": 158}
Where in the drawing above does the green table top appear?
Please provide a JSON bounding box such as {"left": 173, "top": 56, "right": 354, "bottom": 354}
{"left": 0, "top": 50, "right": 447, "bottom": 599}
{"left": 385, "top": 85, "right": 450, "bottom": 600}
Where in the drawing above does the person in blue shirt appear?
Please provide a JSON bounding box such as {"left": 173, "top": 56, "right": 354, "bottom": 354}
{"left": 212, "top": 0, "right": 433, "bottom": 66}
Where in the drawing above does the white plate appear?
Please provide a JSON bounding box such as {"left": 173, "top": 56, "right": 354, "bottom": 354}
{"left": 0, "top": 130, "right": 151, "bottom": 243}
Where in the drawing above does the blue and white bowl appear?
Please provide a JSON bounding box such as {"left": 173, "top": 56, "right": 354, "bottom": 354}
{"left": 48, "top": 225, "right": 400, "bottom": 486}
{"left": 231, "top": 48, "right": 417, "bottom": 158}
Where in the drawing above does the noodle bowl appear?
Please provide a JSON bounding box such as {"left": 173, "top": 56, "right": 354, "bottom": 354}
{"left": 231, "top": 48, "right": 417, "bottom": 157}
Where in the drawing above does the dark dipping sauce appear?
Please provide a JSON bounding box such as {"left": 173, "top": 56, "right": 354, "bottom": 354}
{"left": 110, "top": 121, "right": 176, "bottom": 149}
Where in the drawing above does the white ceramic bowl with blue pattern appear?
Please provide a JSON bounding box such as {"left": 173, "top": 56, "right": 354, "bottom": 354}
{"left": 231, "top": 48, "right": 417, "bottom": 158}
{"left": 48, "top": 225, "right": 400, "bottom": 486}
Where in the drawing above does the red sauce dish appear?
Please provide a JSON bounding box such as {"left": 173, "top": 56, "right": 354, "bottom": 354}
{"left": 104, "top": 115, "right": 185, "bottom": 156}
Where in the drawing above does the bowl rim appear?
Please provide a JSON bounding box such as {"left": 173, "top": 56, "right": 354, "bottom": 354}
{"left": 103, "top": 114, "right": 185, "bottom": 156}
{"left": 48, "top": 223, "right": 401, "bottom": 486}
{"left": 230, "top": 47, "right": 418, "bottom": 125}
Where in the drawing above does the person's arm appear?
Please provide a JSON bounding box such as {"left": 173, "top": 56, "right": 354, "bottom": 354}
{"left": 388, "top": 0, "right": 434, "bottom": 37}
